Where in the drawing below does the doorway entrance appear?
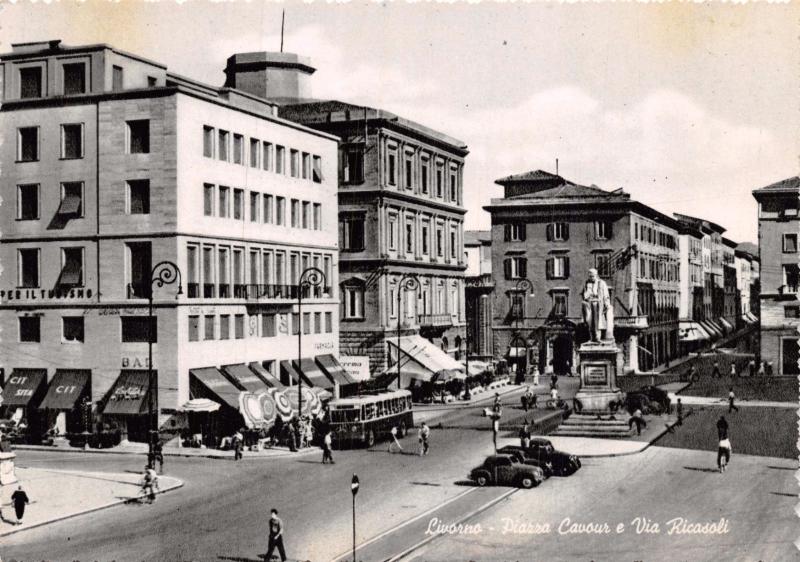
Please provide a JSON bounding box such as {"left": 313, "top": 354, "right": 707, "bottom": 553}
{"left": 552, "top": 335, "right": 574, "bottom": 375}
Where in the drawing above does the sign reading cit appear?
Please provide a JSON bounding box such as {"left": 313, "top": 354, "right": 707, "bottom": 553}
{"left": 7, "top": 375, "right": 33, "bottom": 398}
{"left": 0, "top": 288, "right": 93, "bottom": 303}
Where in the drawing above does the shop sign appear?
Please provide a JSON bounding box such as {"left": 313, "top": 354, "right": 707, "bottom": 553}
{"left": 314, "top": 341, "right": 335, "bottom": 351}
{"left": 110, "top": 386, "right": 146, "bottom": 402}
{"left": 122, "top": 357, "right": 152, "bottom": 368}
{"left": 339, "top": 356, "right": 370, "bottom": 381}
{"left": 0, "top": 288, "right": 93, "bottom": 303}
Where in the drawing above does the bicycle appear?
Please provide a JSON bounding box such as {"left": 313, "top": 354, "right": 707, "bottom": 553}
{"left": 136, "top": 477, "right": 160, "bottom": 503}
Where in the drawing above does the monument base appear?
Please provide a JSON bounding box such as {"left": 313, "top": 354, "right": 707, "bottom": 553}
{"left": 575, "top": 340, "right": 622, "bottom": 414}
{"left": 0, "top": 451, "right": 19, "bottom": 486}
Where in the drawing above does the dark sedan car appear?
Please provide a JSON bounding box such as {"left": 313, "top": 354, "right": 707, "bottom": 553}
{"left": 469, "top": 454, "right": 545, "bottom": 489}
{"left": 498, "top": 438, "right": 581, "bottom": 477}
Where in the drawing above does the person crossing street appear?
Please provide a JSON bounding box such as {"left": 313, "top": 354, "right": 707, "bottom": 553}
{"left": 388, "top": 425, "right": 403, "bottom": 453}
{"left": 321, "top": 431, "right": 334, "bottom": 464}
{"left": 264, "top": 508, "right": 287, "bottom": 562}
{"left": 728, "top": 388, "right": 739, "bottom": 413}
{"left": 418, "top": 422, "right": 430, "bottom": 456}
{"left": 10, "top": 485, "right": 29, "bottom": 525}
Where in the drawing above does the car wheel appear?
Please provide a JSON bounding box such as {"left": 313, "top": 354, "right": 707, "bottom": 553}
{"left": 398, "top": 422, "right": 407, "bottom": 438}
{"left": 366, "top": 430, "right": 375, "bottom": 448}
{"left": 475, "top": 474, "right": 489, "bottom": 487}
{"left": 519, "top": 476, "right": 535, "bottom": 489}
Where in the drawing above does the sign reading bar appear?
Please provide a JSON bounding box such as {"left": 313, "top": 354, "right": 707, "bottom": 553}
{"left": 0, "top": 288, "right": 93, "bottom": 303}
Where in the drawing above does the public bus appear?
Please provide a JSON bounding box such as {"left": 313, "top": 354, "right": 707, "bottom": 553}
{"left": 328, "top": 389, "right": 414, "bottom": 449}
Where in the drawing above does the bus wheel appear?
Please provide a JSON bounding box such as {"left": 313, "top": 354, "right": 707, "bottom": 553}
{"left": 366, "top": 430, "right": 375, "bottom": 448}
{"left": 398, "top": 422, "right": 407, "bottom": 438}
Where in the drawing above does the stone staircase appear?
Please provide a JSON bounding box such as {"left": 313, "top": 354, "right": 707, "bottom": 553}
{"left": 551, "top": 413, "right": 635, "bottom": 438}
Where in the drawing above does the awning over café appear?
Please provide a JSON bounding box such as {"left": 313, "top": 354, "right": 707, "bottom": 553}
{"left": 294, "top": 358, "right": 332, "bottom": 390}
{"left": 678, "top": 321, "right": 709, "bottom": 342}
{"left": 315, "top": 354, "right": 356, "bottom": 385}
{"left": 248, "top": 362, "right": 285, "bottom": 389}
{"left": 279, "top": 360, "right": 302, "bottom": 386}
{"left": 387, "top": 335, "right": 465, "bottom": 387}
{"left": 102, "top": 370, "right": 151, "bottom": 415}
{"left": 39, "top": 369, "right": 91, "bottom": 410}
{"left": 189, "top": 367, "right": 241, "bottom": 410}
{"left": 2, "top": 368, "right": 47, "bottom": 407}
{"left": 718, "top": 318, "right": 734, "bottom": 333}
{"left": 699, "top": 320, "right": 722, "bottom": 339}
{"left": 222, "top": 363, "right": 269, "bottom": 392}
{"left": 746, "top": 312, "right": 759, "bottom": 324}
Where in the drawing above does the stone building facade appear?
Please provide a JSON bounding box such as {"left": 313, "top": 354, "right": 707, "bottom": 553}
{"left": 465, "top": 231, "right": 494, "bottom": 360}
{"left": 484, "top": 170, "right": 681, "bottom": 376}
{"left": 0, "top": 41, "right": 340, "bottom": 441}
{"left": 752, "top": 176, "right": 799, "bottom": 375}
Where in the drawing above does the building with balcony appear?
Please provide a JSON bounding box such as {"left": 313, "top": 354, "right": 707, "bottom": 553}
{"left": 465, "top": 230, "right": 494, "bottom": 359}
{"left": 676, "top": 222, "right": 709, "bottom": 351}
{"left": 269, "top": 93, "right": 468, "bottom": 375}
{"left": 752, "top": 176, "right": 799, "bottom": 375}
{"left": 0, "top": 40, "right": 341, "bottom": 443}
{"left": 484, "top": 170, "right": 681, "bottom": 376}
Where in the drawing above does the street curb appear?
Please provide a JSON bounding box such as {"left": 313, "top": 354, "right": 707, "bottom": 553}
{"left": 0, "top": 478, "right": 184, "bottom": 538}
{"left": 548, "top": 416, "right": 681, "bottom": 459}
{"left": 11, "top": 444, "right": 321, "bottom": 461}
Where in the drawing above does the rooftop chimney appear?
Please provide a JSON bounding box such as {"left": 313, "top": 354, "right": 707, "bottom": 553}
{"left": 223, "top": 51, "right": 315, "bottom": 102}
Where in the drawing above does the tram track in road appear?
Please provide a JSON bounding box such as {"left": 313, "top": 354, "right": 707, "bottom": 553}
{"left": 329, "top": 486, "right": 520, "bottom": 562}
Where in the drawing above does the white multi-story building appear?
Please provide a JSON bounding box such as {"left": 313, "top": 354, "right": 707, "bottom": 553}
{"left": 0, "top": 40, "right": 341, "bottom": 444}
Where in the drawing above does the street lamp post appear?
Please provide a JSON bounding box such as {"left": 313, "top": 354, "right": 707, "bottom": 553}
{"left": 298, "top": 267, "right": 327, "bottom": 418}
{"left": 351, "top": 473, "right": 360, "bottom": 562}
{"left": 514, "top": 279, "right": 534, "bottom": 383}
{"left": 396, "top": 274, "right": 420, "bottom": 384}
{"left": 147, "top": 261, "right": 182, "bottom": 468}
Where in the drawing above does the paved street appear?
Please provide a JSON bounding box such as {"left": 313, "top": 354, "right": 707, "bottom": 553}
{"left": 3, "top": 386, "right": 796, "bottom": 562}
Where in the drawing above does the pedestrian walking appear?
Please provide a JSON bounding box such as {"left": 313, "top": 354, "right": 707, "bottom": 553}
{"left": 492, "top": 417, "right": 500, "bottom": 452}
{"left": 492, "top": 393, "right": 501, "bottom": 415}
{"left": 748, "top": 359, "right": 755, "bottom": 377}
{"left": 766, "top": 362, "right": 774, "bottom": 378}
{"left": 712, "top": 361, "right": 721, "bottom": 379}
{"left": 233, "top": 430, "right": 244, "bottom": 461}
{"left": 419, "top": 422, "right": 430, "bottom": 456}
{"left": 676, "top": 398, "right": 683, "bottom": 426}
{"left": 532, "top": 368, "right": 540, "bottom": 387}
{"left": 264, "top": 508, "right": 287, "bottom": 562}
{"left": 757, "top": 361, "right": 766, "bottom": 377}
{"left": 11, "top": 485, "right": 29, "bottom": 525}
{"left": 153, "top": 440, "right": 164, "bottom": 474}
{"left": 321, "top": 431, "right": 334, "bottom": 464}
{"left": 550, "top": 386, "right": 559, "bottom": 404}
{"left": 728, "top": 388, "right": 739, "bottom": 413}
{"left": 388, "top": 425, "right": 403, "bottom": 453}
{"left": 141, "top": 465, "right": 159, "bottom": 503}
{"left": 730, "top": 363, "right": 737, "bottom": 378}
{"left": 717, "top": 436, "right": 732, "bottom": 473}
{"left": 550, "top": 373, "right": 558, "bottom": 390}
{"left": 519, "top": 422, "right": 531, "bottom": 448}
{"left": 716, "top": 415, "right": 729, "bottom": 440}
{"left": 628, "top": 408, "right": 646, "bottom": 436}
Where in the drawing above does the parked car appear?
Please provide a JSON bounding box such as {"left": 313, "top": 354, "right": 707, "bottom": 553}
{"left": 468, "top": 454, "right": 545, "bottom": 489}
{"left": 498, "top": 437, "right": 581, "bottom": 477}
{"left": 625, "top": 385, "right": 669, "bottom": 415}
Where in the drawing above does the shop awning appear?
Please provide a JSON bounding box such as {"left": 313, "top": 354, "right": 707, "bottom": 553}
{"left": 746, "top": 312, "right": 759, "bottom": 324}
{"left": 103, "top": 370, "right": 151, "bottom": 415}
{"left": 699, "top": 320, "right": 722, "bottom": 339}
{"left": 2, "top": 368, "right": 47, "bottom": 407}
{"left": 678, "top": 321, "right": 709, "bottom": 342}
{"left": 248, "top": 362, "right": 285, "bottom": 389}
{"left": 189, "top": 367, "right": 241, "bottom": 410}
{"left": 387, "top": 335, "right": 465, "bottom": 387}
{"left": 181, "top": 398, "right": 220, "bottom": 412}
{"left": 708, "top": 319, "right": 726, "bottom": 336}
{"left": 718, "top": 318, "right": 734, "bottom": 333}
{"left": 315, "top": 354, "right": 356, "bottom": 385}
{"left": 222, "top": 364, "right": 269, "bottom": 392}
{"left": 280, "top": 360, "right": 302, "bottom": 386}
{"left": 39, "top": 369, "right": 91, "bottom": 410}
{"left": 294, "top": 358, "right": 332, "bottom": 390}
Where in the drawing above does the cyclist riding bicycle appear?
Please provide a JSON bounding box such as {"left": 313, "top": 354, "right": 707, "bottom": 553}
{"left": 717, "top": 438, "right": 731, "bottom": 473}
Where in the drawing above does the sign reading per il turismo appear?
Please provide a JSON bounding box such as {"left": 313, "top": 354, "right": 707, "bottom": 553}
{"left": 0, "top": 288, "right": 94, "bottom": 302}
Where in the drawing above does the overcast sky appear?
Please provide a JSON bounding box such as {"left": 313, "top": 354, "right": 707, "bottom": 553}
{"left": 3, "top": 2, "right": 797, "bottom": 243}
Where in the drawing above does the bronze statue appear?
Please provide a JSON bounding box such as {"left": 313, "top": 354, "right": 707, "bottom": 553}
{"left": 582, "top": 268, "right": 613, "bottom": 342}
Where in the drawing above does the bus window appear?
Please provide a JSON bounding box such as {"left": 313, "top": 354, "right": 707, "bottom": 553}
{"left": 364, "top": 403, "right": 376, "bottom": 420}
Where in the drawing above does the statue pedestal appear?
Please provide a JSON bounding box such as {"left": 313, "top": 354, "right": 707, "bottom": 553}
{"left": 574, "top": 341, "right": 623, "bottom": 414}
{"left": 0, "top": 451, "right": 19, "bottom": 486}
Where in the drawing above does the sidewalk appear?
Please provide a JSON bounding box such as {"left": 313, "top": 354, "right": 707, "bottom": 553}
{"left": 0, "top": 466, "right": 183, "bottom": 537}
{"left": 662, "top": 395, "right": 797, "bottom": 409}
{"left": 12, "top": 440, "right": 322, "bottom": 460}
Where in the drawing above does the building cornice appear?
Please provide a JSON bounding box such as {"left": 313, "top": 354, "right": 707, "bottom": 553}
{"left": 339, "top": 257, "right": 467, "bottom": 273}
{"left": 340, "top": 189, "right": 467, "bottom": 216}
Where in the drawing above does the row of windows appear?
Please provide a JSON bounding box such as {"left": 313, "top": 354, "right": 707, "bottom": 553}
{"left": 16, "top": 179, "right": 151, "bottom": 221}
{"left": 202, "top": 183, "right": 322, "bottom": 230}
{"left": 202, "top": 125, "right": 323, "bottom": 184}
{"left": 638, "top": 254, "right": 680, "bottom": 282}
{"left": 383, "top": 145, "right": 461, "bottom": 205}
{"left": 18, "top": 315, "right": 154, "bottom": 344}
{"left": 509, "top": 291, "right": 568, "bottom": 320}
{"left": 185, "top": 243, "right": 334, "bottom": 299}
{"left": 187, "top": 311, "right": 333, "bottom": 341}
{"left": 16, "top": 120, "right": 149, "bottom": 163}
{"left": 635, "top": 221, "right": 677, "bottom": 250}
{"left": 17, "top": 60, "right": 153, "bottom": 100}
{"left": 503, "top": 221, "right": 612, "bottom": 243}
{"left": 386, "top": 214, "right": 461, "bottom": 259}
{"left": 341, "top": 280, "right": 462, "bottom": 321}
{"left": 16, "top": 247, "right": 84, "bottom": 289}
